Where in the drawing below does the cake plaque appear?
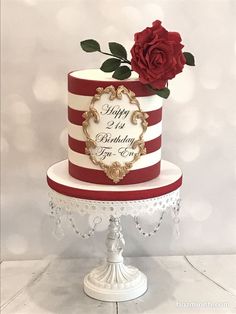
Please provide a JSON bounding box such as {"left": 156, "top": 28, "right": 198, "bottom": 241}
{"left": 82, "top": 85, "right": 148, "bottom": 183}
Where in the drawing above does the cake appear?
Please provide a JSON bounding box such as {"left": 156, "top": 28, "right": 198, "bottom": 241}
{"left": 47, "top": 20, "right": 194, "bottom": 303}
{"left": 68, "top": 69, "right": 163, "bottom": 185}
{"left": 67, "top": 20, "right": 194, "bottom": 186}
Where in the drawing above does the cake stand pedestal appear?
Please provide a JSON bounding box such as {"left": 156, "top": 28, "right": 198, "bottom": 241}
{"left": 47, "top": 160, "right": 182, "bottom": 302}
{"left": 84, "top": 215, "right": 147, "bottom": 301}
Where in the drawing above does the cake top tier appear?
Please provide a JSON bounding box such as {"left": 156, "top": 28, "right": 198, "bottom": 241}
{"left": 68, "top": 69, "right": 155, "bottom": 96}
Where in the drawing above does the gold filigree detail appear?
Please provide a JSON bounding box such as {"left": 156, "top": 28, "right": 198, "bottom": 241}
{"left": 104, "top": 162, "right": 130, "bottom": 184}
{"left": 82, "top": 85, "right": 149, "bottom": 183}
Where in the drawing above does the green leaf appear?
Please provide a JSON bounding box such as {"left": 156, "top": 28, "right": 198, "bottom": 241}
{"left": 109, "top": 42, "right": 127, "bottom": 59}
{"left": 80, "top": 39, "right": 100, "bottom": 52}
{"left": 156, "top": 87, "right": 170, "bottom": 99}
{"left": 100, "top": 58, "right": 121, "bottom": 72}
{"left": 112, "top": 66, "right": 131, "bottom": 80}
{"left": 183, "top": 52, "right": 195, "bottom": 66}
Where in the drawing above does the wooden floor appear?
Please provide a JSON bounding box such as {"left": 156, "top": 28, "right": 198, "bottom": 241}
{"left": 1, "top": 255, "right": 236, "bottom": 313}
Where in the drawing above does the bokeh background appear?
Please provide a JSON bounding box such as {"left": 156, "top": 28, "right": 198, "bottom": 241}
{"left": 1, "top": 0, "right": 236, "bottom": 261}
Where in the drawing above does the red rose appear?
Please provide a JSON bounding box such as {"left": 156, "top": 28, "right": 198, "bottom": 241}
{"left": 130, "top": 20, "right": 186, "bottom": 90}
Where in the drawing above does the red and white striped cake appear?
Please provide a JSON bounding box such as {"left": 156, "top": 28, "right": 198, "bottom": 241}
{"left": 68, "top": 69, "right": 163, "bottom": 185}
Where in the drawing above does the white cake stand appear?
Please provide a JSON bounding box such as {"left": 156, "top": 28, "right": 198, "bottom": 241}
{"left": 47, "top": 160, "right": 182, "bottom": 302}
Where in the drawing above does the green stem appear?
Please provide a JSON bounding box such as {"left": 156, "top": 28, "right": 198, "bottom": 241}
{"left": 120, "top": 60, "right": 132, "bottom": 65}
{"left": 147, "top": 84, "right": 156, "bottom": 92}
{"left": 100, "top": 50, "right": 131, "bottom": 65}
{"left": 147, "top": 83, "right": 169, "bottom": 92}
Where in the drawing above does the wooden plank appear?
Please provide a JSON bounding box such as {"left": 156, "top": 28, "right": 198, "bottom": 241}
{"left": 1, "top": 258, "right": 115, "bottom": 314}
{"left": 1, "top": 260, "right": 49, "bottom": 308}
{"left": 119, "top": 256, "right": 236, "bottom": 314}
{"left": 2, "top": 256, "right": 236, "bottom": 314}
{"left": 186, "top": 255, "right": 236, "bottom": 295}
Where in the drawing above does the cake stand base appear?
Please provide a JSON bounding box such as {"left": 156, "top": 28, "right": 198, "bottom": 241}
{"left": 83, "top": 216, "right": 147, "bottom": 302}
{"left": 84, "top": 265, "right": 147, "bottom": 302}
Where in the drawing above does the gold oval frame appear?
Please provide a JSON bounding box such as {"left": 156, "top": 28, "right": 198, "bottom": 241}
{"left": 82, "top": 85, "right": 149, "bottom": 183}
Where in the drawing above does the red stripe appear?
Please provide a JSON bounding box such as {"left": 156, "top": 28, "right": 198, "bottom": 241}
{"left": 68, "top": 161, "right": 161, "bottom": 185}
{"left": 47, "top": 173, "right": 182, "bottom": 201}
{"left": 68, "top": 136, "right": 85, "bottom": 154}
{"left": 68, "top": 107, "right": 84, "bottom": 125}
{"left": 68, "top": 107, "right": 162, "bottom": 127}
{"left": 148, "top": 107, "right": 162, "bottom": 125}
{"left": 146, "top": 136, "right": 162, "bottom": 152}
{"left": 68, "top": 135, "right": 161, "bottom": 155}
{"left": 68, "top": 72, "right": 156, "bottom": 97}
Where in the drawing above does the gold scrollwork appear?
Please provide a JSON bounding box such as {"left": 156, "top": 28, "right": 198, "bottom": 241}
{"left": 82, "top": 85, "right": 149, "bottom": 183}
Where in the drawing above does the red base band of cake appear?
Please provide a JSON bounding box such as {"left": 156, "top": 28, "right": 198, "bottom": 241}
{"left": 47, "top": 160, "right": 182, "bottom": 201}
{"left": 68, "top": 72, "right": 156, "bottom": 97}
{"left": 47, "top": 173, "right": 182, "bottom": 201}
{"left": 68, "top": 161, "right": 161, "bottom": 185}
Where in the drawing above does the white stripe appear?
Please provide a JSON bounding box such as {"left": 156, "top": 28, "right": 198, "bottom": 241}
{"left": 68, "top": 148, "right": 161, "bottom": 171}
{"left": 68, "top": 121, "right": 162, "bottom": 142}
{"left": 68, "top": 92, "right": 162, "bottom": 112}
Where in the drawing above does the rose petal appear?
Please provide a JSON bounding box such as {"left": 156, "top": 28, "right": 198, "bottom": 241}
{"left": 130, "top": 21, "right": 186, "bottom": 88}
